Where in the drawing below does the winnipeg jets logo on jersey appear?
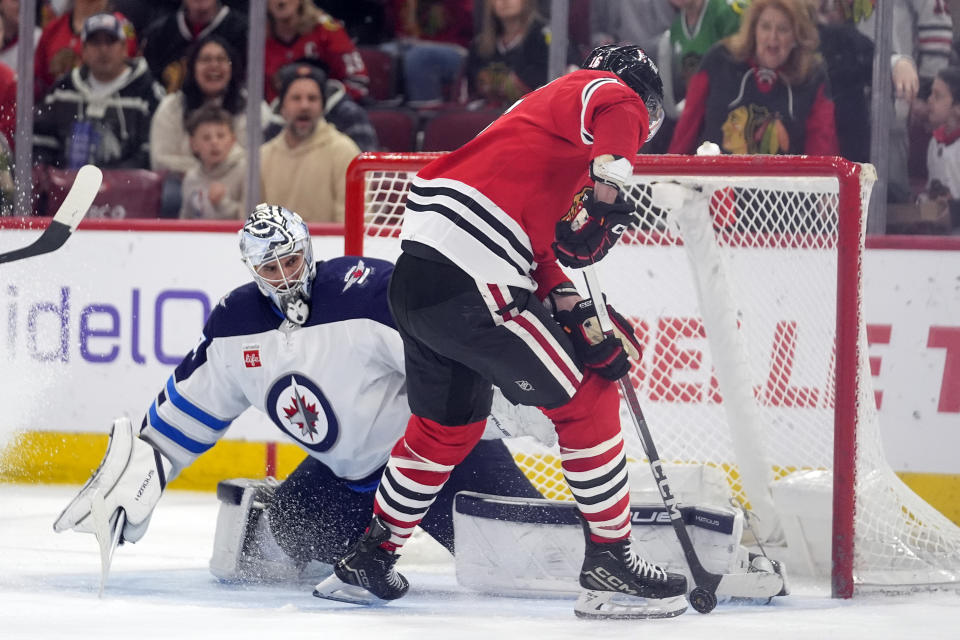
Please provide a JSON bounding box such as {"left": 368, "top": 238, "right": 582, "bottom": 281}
{"left": 265, "top": 373, "right": 340, "bottom": 451}
{"left": 342, "top": 259, "right": 374, "bottom": 292}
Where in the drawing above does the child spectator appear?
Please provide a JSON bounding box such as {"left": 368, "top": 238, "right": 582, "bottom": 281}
{"left": 179, "top": 104, "right": 247, "bottom": 219}
{"left": 923, "top": 67, "right": 960, "bottom": 208}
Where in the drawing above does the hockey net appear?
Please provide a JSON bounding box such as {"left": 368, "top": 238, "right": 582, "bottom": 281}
{"left": 344, "top": 152, "right": 960, "bottom": 596}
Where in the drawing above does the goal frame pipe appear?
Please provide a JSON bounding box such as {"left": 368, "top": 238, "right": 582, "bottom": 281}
{"left": 343, "top": 152, "right": 869, "bottom": 598}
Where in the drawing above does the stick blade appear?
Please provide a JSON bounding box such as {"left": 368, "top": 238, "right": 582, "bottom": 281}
{"left": 54, "top": 164, "right": 103, "bottom": 231}
{"left": 89, "top": 491, "right": 125, "bottom": 598}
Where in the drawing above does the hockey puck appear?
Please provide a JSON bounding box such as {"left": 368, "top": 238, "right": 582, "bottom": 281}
{"left": 689, "top": 587, "right": 718, "bottom": 613}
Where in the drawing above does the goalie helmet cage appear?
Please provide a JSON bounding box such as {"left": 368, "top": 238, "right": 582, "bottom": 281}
{"left": 344, "top": 152, "right": 960, "bottom": 598}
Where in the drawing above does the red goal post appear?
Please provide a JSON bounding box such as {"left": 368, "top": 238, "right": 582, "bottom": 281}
{"left": 344, "top": 151, "right": 960, "bottom": 598}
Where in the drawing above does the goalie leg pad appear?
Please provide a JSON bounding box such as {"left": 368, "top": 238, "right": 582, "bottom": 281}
{"left": 209, "top": 478, "right": 315, "bottom": 583}
{"left": 453, "top": 492, "right": 786, "bottom": 600}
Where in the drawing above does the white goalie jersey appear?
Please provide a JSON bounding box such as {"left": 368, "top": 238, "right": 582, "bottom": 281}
{"left": 140, "top": 257, "right": 409, "bottom": 481}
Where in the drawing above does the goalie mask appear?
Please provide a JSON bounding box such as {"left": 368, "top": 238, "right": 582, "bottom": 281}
{"left": 582, "top": 45, "right": 665, "bottom": 144}
{"left": 240, "top": 204, "right": 316, "bottom": 325}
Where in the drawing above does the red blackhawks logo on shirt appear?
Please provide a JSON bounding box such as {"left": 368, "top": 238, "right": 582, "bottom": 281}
{"left": 243, "top": 344, "right": 262, "bottom": 368}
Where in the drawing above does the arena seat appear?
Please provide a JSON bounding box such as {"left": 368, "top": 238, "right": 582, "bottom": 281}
{"left": 45, "top": 168, "right": 165, "bottom": 218}
{"left": 358, "top": 46, "right": 401, "bottom": 104}
{"left": 366, "top": 108, "right": 418, "bottom": 152}
{"left": 419, "top": 108, "right": 503, "bottom": 152}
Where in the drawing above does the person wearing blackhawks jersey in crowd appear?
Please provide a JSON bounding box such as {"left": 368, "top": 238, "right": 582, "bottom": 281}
{"left": 668, "top": 0, "right": 838, "bottom": 156}
{"left": 265, "top": 0, "right": 369, "bottom": 104}
{"left": 141, "top": 0, "right": 248, "bottom": 93}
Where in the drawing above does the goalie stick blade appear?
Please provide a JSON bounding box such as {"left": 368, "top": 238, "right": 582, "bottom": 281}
{"left": 312, "top": 574, "right": 392, "bottom": 606}
{"left": 0, "top": 164, "right": 102, "bottom": 264}
{"left": 89, "top": 491, "right": 125, "bottom": 598}
{"left": 713, "top": 570, "right": 785, "bottom": 599}
{"left": 574, "top": 590, "right": 687, "bottom": 620}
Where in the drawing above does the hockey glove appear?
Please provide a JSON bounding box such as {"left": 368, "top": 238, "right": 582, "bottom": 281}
{"left": 555, "top": 298, "right": 643, "bottom": 381}
{"left": 552, "top": 188, "right": 636, "bottom": 268}
{"left": 53, "top": 417, "right": 174, "bottom": 544}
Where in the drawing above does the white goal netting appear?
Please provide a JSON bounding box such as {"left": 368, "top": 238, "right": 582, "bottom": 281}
{"left": 344, "top": 153, "right": 960, "bottom": 596}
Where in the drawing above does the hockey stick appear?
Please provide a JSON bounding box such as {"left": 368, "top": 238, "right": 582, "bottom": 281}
{"left": 0, "top": 164, "right": 102, "bottom": 264}
{"left": 581, "top": 264, "right": 784, "bottom": 613}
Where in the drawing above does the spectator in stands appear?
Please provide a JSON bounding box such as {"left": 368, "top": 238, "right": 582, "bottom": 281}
{"left": 662, "top": 0, "right": 742, "bottom": 108}
{"left": 142, "top": 0, "right": 248, "bottom": 93}
{"left": 265, "top": 0, "right": 370, "bottom": 103}
{"left": 668, "top": 0, "right": 838, "bottom": 156}
{"left": 33, "top": 0, "right": 138, "bottom": 99}
{"left": 0, "top": 20, "right": 14, "bottom": 149}
{"left": 150, "top": 35, "right": 273, "bottom": 174}
{"left": 260, "top": 63, "right": 360, "bottom": 222}
{"left": 922, "top": 66, "right": 960, "bottom": 208}
{"left": 179, "top": 104, "right": 246, "bottom": 219}
{"left": 826, "top": 1, "right": 952, "bottom": 201}
{"left": 264, "top": 61, "right": 379, "bottom": 151}
{"left": 385, "top": 0, "right": 474, "bottom": 107}
{"left": 0, "top": 0, "right": 42, "bottom": 71}
{"left": 810, "top": 1, "right": 874, "bottom": 162}
{"left": 590, "top": 0, "right": 677, "bottom": 64}
{"left": 465, "top": 0, "right": 571, "bottom": 108}
{"left": 653, "top": 0, "right": 743, "bottom": 153}
{"left": 33, "top": 12, "right": 165, "bottom": 169}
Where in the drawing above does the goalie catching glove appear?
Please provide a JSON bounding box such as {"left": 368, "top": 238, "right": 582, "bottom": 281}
{"left": 53, "top": 416, "right": 174, "bottom": 544}
{"left": 555, "top": 298, "right": 642, "bottom": 381}
{"left": 552, "top": 188, "right": 637, "bottom": 268}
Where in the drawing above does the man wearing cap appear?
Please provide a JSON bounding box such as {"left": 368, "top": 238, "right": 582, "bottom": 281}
{"left": 259, "top": 63, "right": 360, "bottom": 223}
{"left": 34, "top": 12, "right": 165, "bottom": 171}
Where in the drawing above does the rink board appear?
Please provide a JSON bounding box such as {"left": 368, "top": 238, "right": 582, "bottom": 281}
{"left": 0, "top": 223, "right": 958, "bottom": 520}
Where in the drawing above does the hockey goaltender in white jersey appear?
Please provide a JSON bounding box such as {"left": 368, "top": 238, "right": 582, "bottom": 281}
{"left": 53, "top": 204, "right": 545, "bottom": 582}
{"left": 53, "top": 204, "right": 786, "bottom": 617}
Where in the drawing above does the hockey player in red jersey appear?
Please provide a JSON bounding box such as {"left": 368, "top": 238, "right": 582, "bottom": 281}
{"left": 314, "top": 46, "right": 690, "bottom": 619}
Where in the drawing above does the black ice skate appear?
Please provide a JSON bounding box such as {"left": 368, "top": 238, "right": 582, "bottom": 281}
{"left": 312, "top": 515, "right": 409, "bottom": 605}
{"left": 576, "top": 523, "right": 688, "bottom": 619}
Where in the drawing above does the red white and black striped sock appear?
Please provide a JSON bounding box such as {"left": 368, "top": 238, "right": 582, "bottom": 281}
{"left": 560, "top": 432, "right": 632, "bottom": 542}
{"left": 372, "top": 415, "right": 485, "bottom": 551}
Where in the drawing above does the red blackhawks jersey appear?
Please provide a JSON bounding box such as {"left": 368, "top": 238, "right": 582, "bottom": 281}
{"left": 401, "top": 70, "right": 649, "bottom": 298}
{"left": 264, "top": 11, "right": 369, "bottom": 103}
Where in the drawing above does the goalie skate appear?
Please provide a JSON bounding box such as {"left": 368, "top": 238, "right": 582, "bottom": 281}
{"left": 313, "top": 516, "right": 408, "bottom": 605}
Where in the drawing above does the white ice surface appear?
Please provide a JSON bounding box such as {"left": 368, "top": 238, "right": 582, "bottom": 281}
{"left": 2, "top": 484, "right": 959, "bottom": 640}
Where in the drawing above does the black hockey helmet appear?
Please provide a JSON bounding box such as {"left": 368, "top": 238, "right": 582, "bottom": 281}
{"left": 582, "top": 45, "right": 665, "bottom": 143}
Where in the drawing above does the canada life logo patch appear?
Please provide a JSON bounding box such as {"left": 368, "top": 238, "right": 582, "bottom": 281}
{"left": 265, "top": 373, "right": 339, "bottom": 451}
{"left": 243, "top": 344, "right": 261, "bottom": 368}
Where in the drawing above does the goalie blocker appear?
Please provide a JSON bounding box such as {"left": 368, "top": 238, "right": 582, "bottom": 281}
{"left": 452, "top": 492, "right": 788, "bottom": 605}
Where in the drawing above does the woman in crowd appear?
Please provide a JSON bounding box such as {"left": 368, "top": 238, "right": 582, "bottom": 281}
{"left": 668, "top": 0, "right": 838, "bottom": 156}
{"left": 149, "top": 34, "right": 272, "bottom": 174}
{"left": 465, "top": 0, "right": 566, "bottom": 108}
